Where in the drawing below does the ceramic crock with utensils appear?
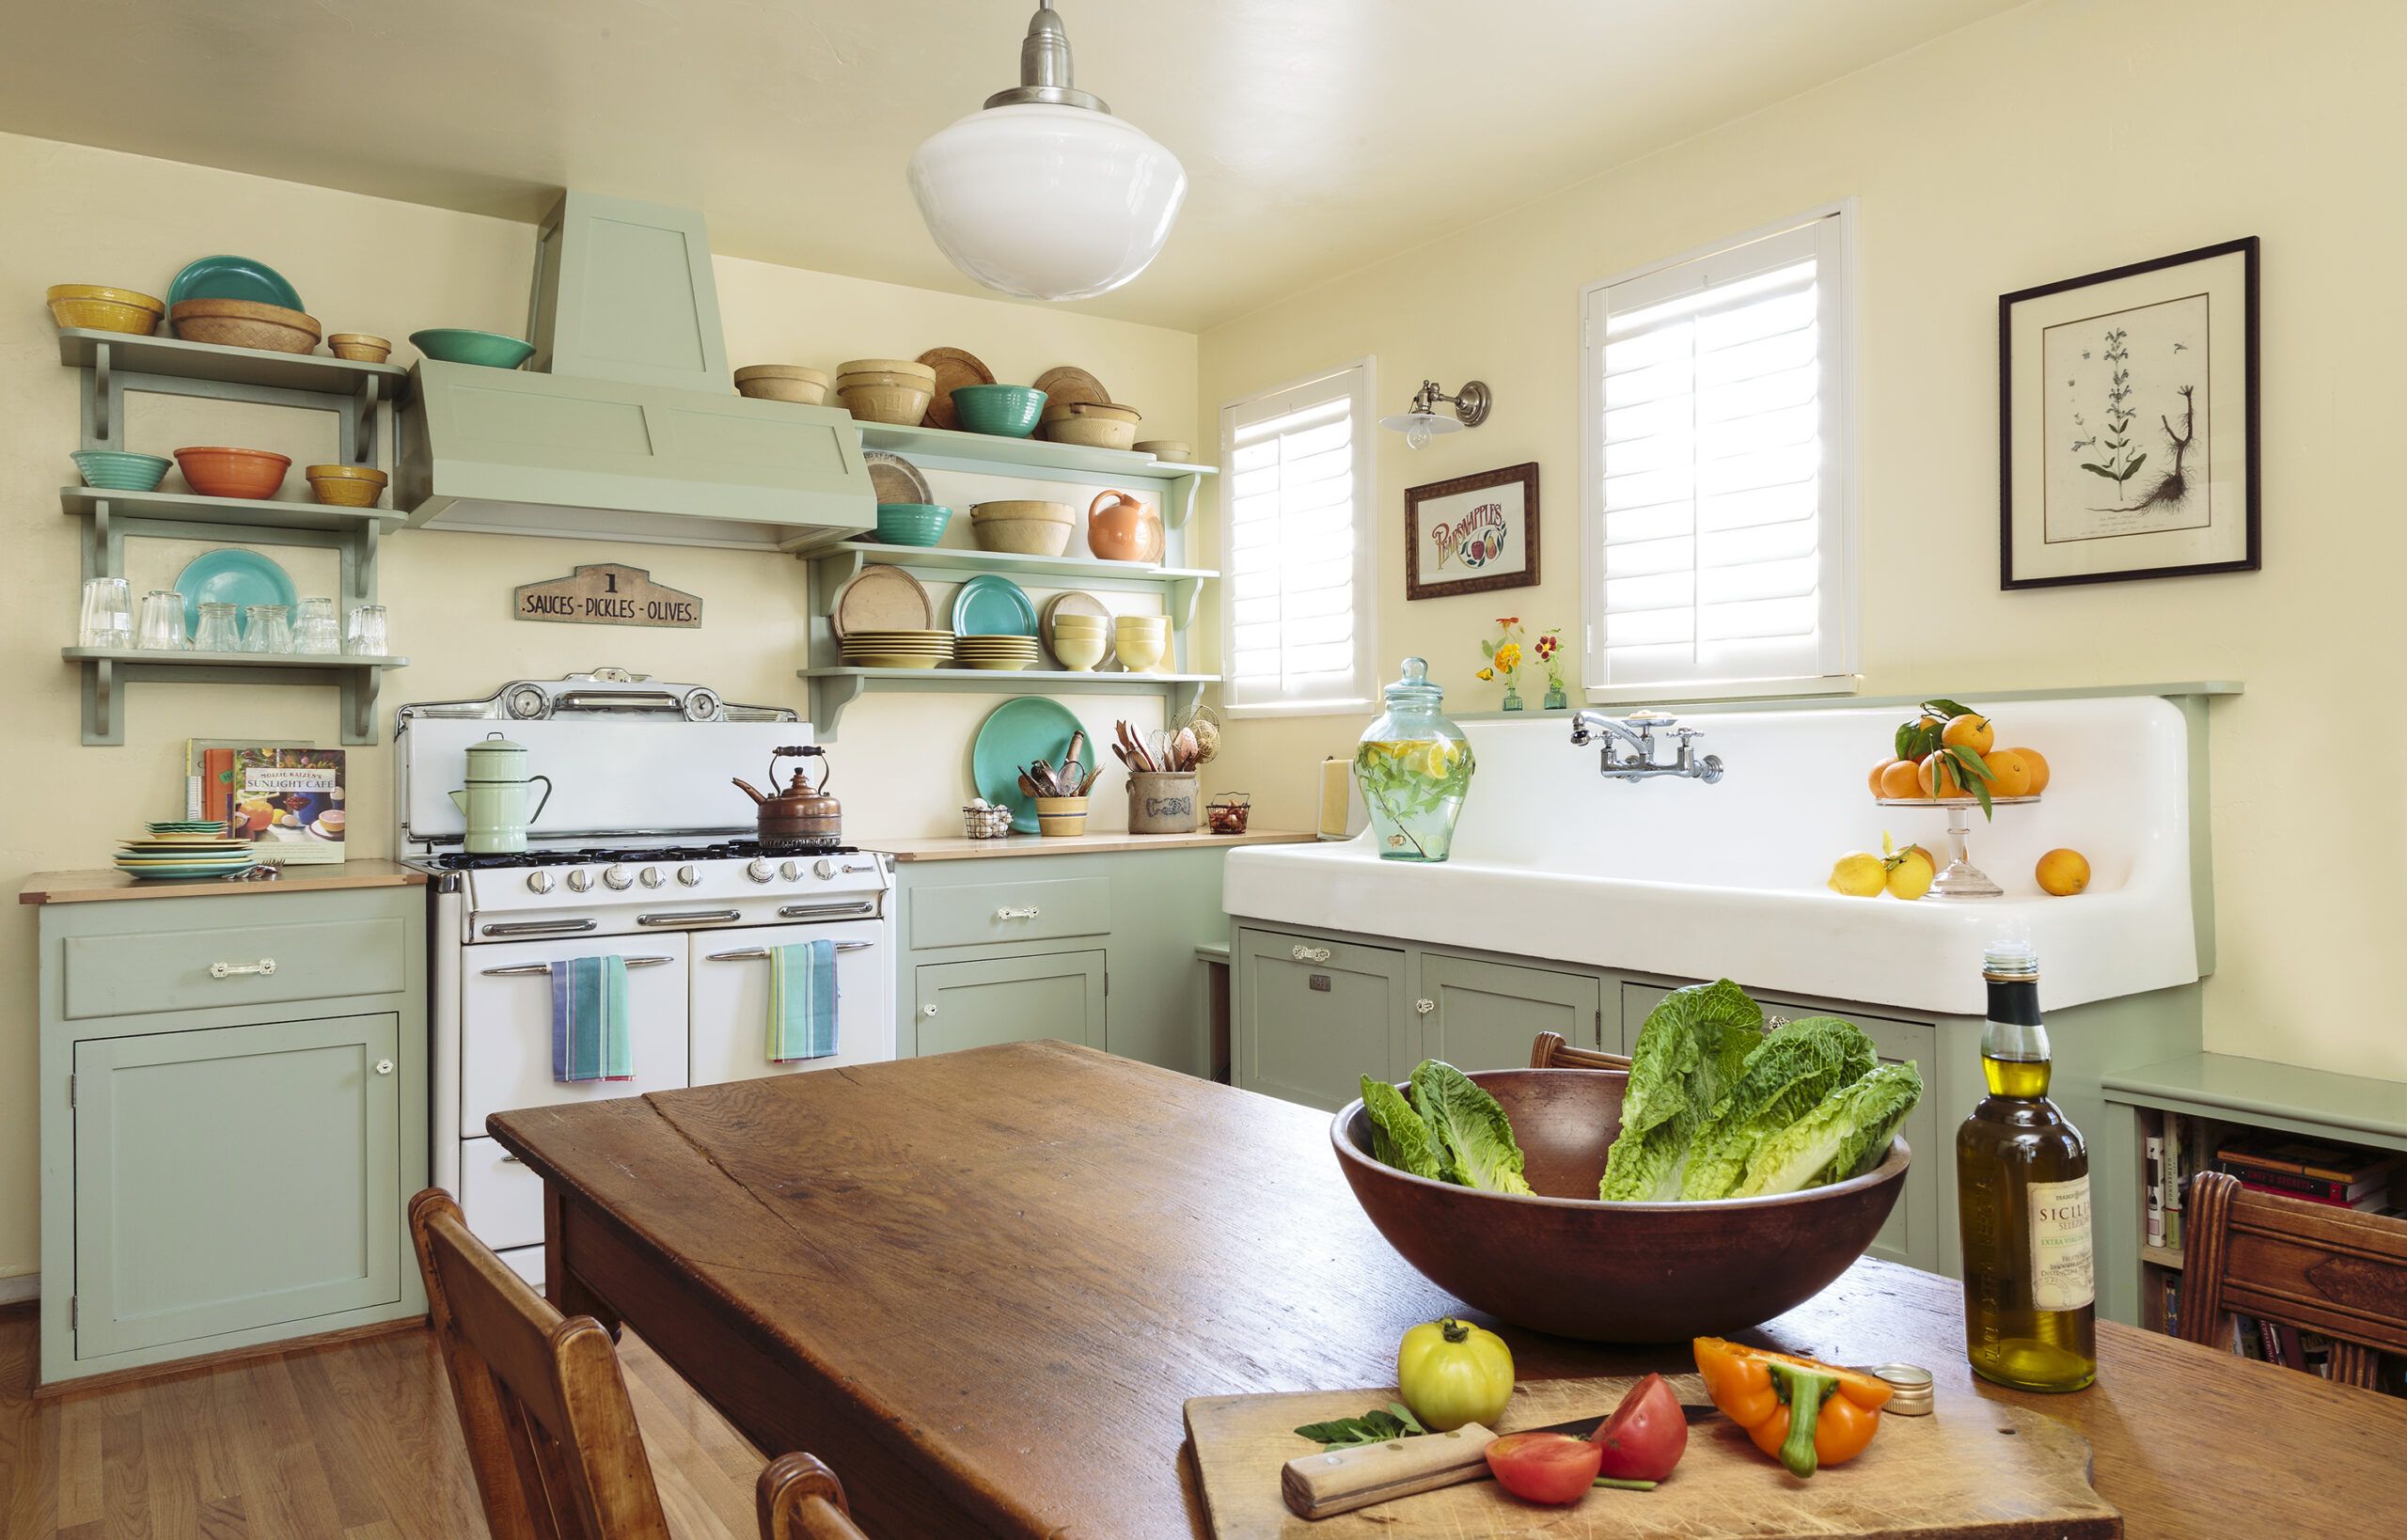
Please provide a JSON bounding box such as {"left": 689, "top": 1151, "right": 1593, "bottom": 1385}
{"left": 733, "top": 746, "right": 843, "bottom": 848}
{"left": 448, "top": 732, "right": 555, "bottom": 854}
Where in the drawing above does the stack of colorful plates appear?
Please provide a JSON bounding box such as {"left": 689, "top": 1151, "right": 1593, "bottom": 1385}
{"left": 840, "top": 629, "right": 953, "bottom": 669}
{"left": 952, "top": 635, "right": 1043, "bottom": 672}
{"left": 117, "top": 821, "right": 256, "bottom": 880}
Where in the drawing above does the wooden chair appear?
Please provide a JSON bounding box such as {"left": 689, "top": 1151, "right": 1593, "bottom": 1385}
{"left": 409, "top": 1188, "right": 868, "bottom": 1540}
{"left": 1530, "top": 1030, "right": 1632, "bottom": 1071}
{"left": 2176, "top": 1170, "right": 2407, "bottom": 1390}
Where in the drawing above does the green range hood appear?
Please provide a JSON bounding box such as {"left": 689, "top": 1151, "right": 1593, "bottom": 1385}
{"left": 397, "top": 192, "right": 875, "bottom": 551}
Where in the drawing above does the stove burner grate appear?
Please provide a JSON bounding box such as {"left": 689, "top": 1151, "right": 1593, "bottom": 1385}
{"left": 421, "top": 838, "right": 856, "bottom": 872}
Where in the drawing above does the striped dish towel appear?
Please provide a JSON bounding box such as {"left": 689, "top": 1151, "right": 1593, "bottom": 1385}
{"left": 768, "top": 939, "right": 839, "bottom": 1062}
{"left": 550, "top": 955, "right": 633, "bottom": 1083}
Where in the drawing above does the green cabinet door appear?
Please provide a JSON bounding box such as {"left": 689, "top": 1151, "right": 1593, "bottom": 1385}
{"left": 913, "top": 951, "right": 1106, "bottom": 1057}
{"left": 72, "top": 1013, "right": 402, "bottom": 1360}
{"left": 1418, "top": 952, "right": 1602, "bottom": 1071}
{"left": 1235, "top": 929, "right": 1416, "bottom": 1110}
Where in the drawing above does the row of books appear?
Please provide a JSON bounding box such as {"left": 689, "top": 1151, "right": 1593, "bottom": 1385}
{"left": 2145, "top": 1115, "right": 2402, "bottom": 1251}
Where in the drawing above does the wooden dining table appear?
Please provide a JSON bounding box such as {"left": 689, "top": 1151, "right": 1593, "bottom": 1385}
{"left": 487, "top": 1041, "right": 2407, "bottom": 1539}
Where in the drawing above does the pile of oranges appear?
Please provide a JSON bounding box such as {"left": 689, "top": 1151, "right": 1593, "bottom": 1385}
{"left": 1867, "top": 700, "right": 2051, "bottom": 806}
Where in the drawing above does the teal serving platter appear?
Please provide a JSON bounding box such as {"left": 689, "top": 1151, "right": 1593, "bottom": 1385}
{"left": 952, "top": 574, "right": 1039, "bottom": 637}
{"left": 971, "top": 696, "right": 1084, "bottom": 833}
{"left": 174, "top": 548, "right": 297, "bottom": 636}
{"left": 166, "top": 255, "right": 304, "bottom": 312}
{"left": 410, "top": 328, "right": 536, "bottom": 369}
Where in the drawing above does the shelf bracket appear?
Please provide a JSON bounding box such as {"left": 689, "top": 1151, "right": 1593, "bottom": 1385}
{"left": 1168, "top": 575, "right": 1204, "bottom": 631}
{"left": 80, "top": 657, "right": 120, "bottom": 746}
{"left": 340, "top": 668, "right": 381, "bottom": 746}
{"left": 342, "top": 521, "right": 382, "bottom": 611}
{"left": 1167, "top": 677, "right": 1204, "bottom": 729}
{"left": 82, "top": 500, "right": 114, "bottom": 586}
{"left": 352, "top": 374, "right": 384, "bottom": 465}
{"left": 1162, "top": 472, "right": 1202, "bottom": 530}
{"left": 806, "top": 671, "right": 869, "bottom": 743}
{"left": 84, "top": 341, "right": 116, "bottom": 448}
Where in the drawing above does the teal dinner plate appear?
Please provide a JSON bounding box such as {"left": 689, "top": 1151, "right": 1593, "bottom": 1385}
{"left": 117, "top": 861, "right": 256, "bottom": 880}
{"left": 970, "top": 696, "right": 1084, "bottom": 833}
{"left": 165, "top": 255, "right": 304, "bottom": 312}
{"left": 174, "top": 547, "right": 297, "bottom": 636}
{"left": 410, "top": 328, "right": 537, "bottom": 369}
{"left": 951, "top": 574, "right": 1039, "bottom": 638}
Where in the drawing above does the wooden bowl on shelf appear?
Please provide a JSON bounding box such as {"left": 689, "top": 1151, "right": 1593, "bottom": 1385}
{"left": 326, "top": 333, "right": 393, "bottom": 363}
{"left": 170, "top": 298, "right": 322, "bottom": 354}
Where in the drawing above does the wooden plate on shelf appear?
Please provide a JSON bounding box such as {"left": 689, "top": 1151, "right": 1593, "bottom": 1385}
{"left": 1040, "top": 589, "right": 1116, "bottom": 668}
{"left": 1031, "top": 366, "right": 1109, "bottom": 411}
{"left": 862, "top": 449, "right": 933, "bottom": 507}
{"left": 829, "top": 565, "right": 934, "bottom": 639}
{"left": 918, "top": 347, "right": 997, "bottom": 431}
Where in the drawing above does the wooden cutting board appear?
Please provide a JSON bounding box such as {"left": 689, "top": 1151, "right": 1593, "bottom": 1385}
{"left": 1185, "top": 1374, "right": 2120, "bottom": 1539}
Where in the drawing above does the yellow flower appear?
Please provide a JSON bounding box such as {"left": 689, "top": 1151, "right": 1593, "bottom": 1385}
{"left": 1494, "top": 642, "right": 1522, "bottom": 671}
{"left": 1476, "top": 668, "right": 1494, "bottom": 681}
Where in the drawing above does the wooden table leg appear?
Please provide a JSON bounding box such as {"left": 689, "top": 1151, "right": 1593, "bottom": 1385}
{"left": 544, "top": 1181, "right": 624, "bottom": 1340}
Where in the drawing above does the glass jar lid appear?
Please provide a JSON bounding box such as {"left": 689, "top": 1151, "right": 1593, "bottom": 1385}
{"left": 1380, "top": 656, "right": 1444, "bottom": 709}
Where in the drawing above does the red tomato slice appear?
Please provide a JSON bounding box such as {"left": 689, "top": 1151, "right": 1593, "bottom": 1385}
{"left": 1484, "top": 1431, "right": 1603, "bottom": 1505}
{"left": 1592, "top": 1372, "right": 1688, "bottom": 1481}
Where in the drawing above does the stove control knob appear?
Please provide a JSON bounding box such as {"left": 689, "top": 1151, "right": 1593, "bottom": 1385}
{"left": 602, "top": 864, "right": 634, "bottom": 891}
{"left": 812, "top": 858, "right": 837, "bottom": 881}
{"left": 637, "top": 867, "right": 663, "bottom": 888}
{"left": 779, "top": 860, "right": 801, "bottom": 881}
{"left": 565, "top": 869, "right": 592, "bottom": 893}
{"left": 746, "top": 859, "right": 777, "bottom": 883}
{"left": 525, "top": 871, "right": 555, "bottom": 894}
{"left": 676, "top": 865, "right": 701, "bottom": 888}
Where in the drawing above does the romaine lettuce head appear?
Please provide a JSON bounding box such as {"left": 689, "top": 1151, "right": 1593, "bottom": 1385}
{"left": 1361, "top": 1075, "right": 1445, "bottom": 1180}
{"left": 1597, "top": 980, "right": 1765, "bottom": 1201}
{"left": 1679, "top": 1016, "right": 1878, "bottom": 1200}
{"left": 1730, "top": 1061, "right": 1924, "bottom": 1198}
{"left": 1409, "top": 1060, "right": 1534, "bottom": 1195}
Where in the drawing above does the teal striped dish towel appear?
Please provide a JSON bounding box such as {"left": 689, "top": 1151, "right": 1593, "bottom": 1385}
{"left": 550, "top": 954, "right": 633, "bottom": 1083}
{"left": 768, "top": 939, "right": 839, "bottom": 1062}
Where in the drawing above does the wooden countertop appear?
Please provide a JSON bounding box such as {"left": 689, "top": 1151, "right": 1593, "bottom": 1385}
{"left": 860, "top": 829, "right": 1314, "bottom": 861}
{"left": 19, "top": 859, "right": 428, "bottom": 905}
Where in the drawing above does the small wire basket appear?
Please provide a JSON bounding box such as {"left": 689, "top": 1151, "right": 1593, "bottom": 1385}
{"left": 1206, "top": 792, "right": 1252, "bottom": 834}
{"left": 962, "top": 801, "right": 1015, "bottom": 839}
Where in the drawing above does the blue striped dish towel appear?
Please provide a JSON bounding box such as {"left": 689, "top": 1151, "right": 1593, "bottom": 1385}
{"left": 768, "top": 939, "right": 839, "bottom": 1062}
{"left": 550, "top": 955, "right": 633, "bottom": 1083}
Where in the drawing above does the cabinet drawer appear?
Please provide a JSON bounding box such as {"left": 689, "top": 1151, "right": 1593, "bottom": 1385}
{"left": 461, "top": 1135, "right": 545, "bottom": 1253}
{"left": 909, "top": 876, "right": 1111, "bottom": 951}
{"left": 63, "top": 916, "right": 407, "bottom": 1021}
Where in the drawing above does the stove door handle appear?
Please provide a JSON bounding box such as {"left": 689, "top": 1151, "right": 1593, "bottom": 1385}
{"left": 634, "top": 908, "right": 744, "bottom": 927}
{"left": 480, "top": 954, "right": 676, "bottom": 977}
{"left": 778, "top": 900, "right": 878, "bottom": 920}
{"left": 481, "top": 919, "right": 597, "bottom": 937}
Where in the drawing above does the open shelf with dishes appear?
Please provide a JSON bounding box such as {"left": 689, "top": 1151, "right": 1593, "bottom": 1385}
{"left": 851, "top": 420, "right": 1218, "bottom": 525}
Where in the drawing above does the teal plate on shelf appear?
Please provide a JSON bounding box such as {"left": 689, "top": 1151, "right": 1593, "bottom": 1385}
{"left": 116, "top": 861, "right": 257, "bottom": 881}
{"left": 970, "top": 696, "right": 1084, "bottom": 833}
{"left": 174, "top": 548, "right": 297, "bottom": 636}
{"left": 165, "top": 255, "right": 304, "bottom": 312}
{"left": 952, "top": 574, "right": 1039, "bottom": 637}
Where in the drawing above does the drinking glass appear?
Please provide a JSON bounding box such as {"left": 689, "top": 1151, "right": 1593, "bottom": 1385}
{"left": 343, "top": 604, "right": 389, "bottom": 656}
{"left": 136, "top": 589, "right": 188, "bottom": 651}
{"left": 193, "top": 601, "right": 241, "bottom": 653}
{"left": 77, "top": 577, "right": 132, "bottom": 650}
{"left": 294, "top": 597, "right": 339, "bottom": 655}
{"left": 241, "top": 604, "right": 292, "bottom": 654}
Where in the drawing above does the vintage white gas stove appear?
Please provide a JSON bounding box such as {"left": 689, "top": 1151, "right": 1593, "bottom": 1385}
{"left": 397, "top": 668, "right": 895, "bottom": 1281}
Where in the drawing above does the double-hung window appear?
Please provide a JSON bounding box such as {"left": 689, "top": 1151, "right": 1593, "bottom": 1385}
{"left": 1219, "top": 360, "right": 1377, "bottom": 715}
{"left": 1581, "top": 204, "right": 1856, "bottom": 699}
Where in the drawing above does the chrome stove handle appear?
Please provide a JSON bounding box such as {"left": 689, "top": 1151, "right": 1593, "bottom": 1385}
{"left": 482, "top": 919, "right": 597, "bottom": 937}
{"left": 704, "top": 943, "right": 873, "bottom": 961}
{"left": 779, "top": 900, "right": 878, "bottom": 920}
{"left": 480, "top": 954, "right": 676, "bottom": 977}
{"left": 634, "top": 909, "right": 743, "bottom": 927}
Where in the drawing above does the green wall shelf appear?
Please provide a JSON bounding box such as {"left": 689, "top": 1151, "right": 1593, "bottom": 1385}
{"left": 62, "top": 485, "right": 408, "bottom": 535}
{"left": 62, "top": 650, "right": 410, "bottom": 747}
{"left": 797, "top": 666, "right": 1214, "bottom": 742}
{"left": 852, "top": 420, "right": 1216, "bottom": 526}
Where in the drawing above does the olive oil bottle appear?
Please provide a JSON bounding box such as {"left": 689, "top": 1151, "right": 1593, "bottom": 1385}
{"left": 1956, "top": 939, "right": 2097, "bottom": 1391}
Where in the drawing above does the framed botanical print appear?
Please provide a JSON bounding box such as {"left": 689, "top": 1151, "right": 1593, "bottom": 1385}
{"left": 1999, "top": 237, "right": 2258, "bottom": 588}
{"left": 1405, "top": 462, "right": 1540, "bottom": 600}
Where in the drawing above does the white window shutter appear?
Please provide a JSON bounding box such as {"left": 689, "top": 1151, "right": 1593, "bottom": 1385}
{"left": 1581, "top": 211, "right": 1855, "bottom": 698}
{"left": 1219, "top": 361, "right": 1377, "bottom": 715}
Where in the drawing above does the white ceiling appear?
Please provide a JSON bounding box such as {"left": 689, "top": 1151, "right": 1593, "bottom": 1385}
{"left": 0, "top": 0, "right": 2022, "bottom": 331}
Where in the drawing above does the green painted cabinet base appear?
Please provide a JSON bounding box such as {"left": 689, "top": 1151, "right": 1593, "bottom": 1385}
{"left": 915, "top": 951, "right": 1105, "bottom": 1056}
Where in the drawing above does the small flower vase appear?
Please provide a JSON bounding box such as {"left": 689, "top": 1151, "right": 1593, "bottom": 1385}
{"left": 1501, "top": 684, "right": 1525, "bottom": 713}
{"left": 1543, "top": 685, "right": 1567, "bottom": 711}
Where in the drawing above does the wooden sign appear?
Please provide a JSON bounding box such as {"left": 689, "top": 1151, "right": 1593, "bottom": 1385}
{"left": 514, "top": 564, "right": 701, "bottom": 629}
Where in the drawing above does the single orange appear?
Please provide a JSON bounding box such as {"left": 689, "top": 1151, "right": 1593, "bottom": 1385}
{"left": 2037, "top": 847, "right": 2090, "bottom": 896}
{"left": 1869, "top": 760, "right": 1899, "bottom": 796}
{"left": 1941, "top": 714, "right": 1995, "bottom": 755}
{"left": 1917, "top": 750, "right": 1970, "bottom": 798}
{"left": 1878, "top": 759, "right": 1927, "bottom": 799}
{"left": 1913, "top": 714, "right": 1946, "bottom": 738}
{"left": 2006, "top": 746, "right": 2051, "bottom": 794}
{"left": 1983, "top": 748, "right": 2034, "bottom": 798}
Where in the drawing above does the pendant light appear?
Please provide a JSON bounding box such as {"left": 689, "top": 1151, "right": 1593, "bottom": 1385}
{"left": 907, "top": 2, "right": 1187, "bottom": 301}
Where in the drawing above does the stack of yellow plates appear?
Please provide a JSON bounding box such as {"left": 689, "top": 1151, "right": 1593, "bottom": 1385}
{"left": 117, "top": 821, "right": 256, "bottom": 880}
{"left": 952, "top": 635, "right": 1043, "bottom": 672}
{"left": 841, "top": 629, "right": 952, "bottom": 669}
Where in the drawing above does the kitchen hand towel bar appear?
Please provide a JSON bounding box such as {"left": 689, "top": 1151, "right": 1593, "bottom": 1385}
{"left": 481, "top": 954, "right": 675, "bottom": 977}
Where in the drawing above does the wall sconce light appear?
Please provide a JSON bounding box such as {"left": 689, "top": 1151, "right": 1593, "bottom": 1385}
{"left": 1380, "top": 379, "right": 1491, "bottom": 448}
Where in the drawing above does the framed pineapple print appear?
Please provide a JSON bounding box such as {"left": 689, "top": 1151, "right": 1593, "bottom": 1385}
{"left": 1999, "top": 237, "right": 2258, "bottom": 588}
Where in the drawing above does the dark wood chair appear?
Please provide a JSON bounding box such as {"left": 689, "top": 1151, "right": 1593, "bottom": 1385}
{"left": 409, "top": 1188, "right": 868, "bottom": 1539}
{"left": 2176, "top": 1170, "right": 2407, "bottom": 1390}
{"left": 1530, "top": 1030, "right": 1632, "bottom": 1071}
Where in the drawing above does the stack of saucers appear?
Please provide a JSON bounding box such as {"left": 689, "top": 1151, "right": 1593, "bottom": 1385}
{"left": 117, "top": 821, "right": 257, "bottom": 880}
{"left": 952, "top": 635, "right": 1042, "bottom": 672}
{"left": 840, "top": 629, "right": 952, "bottom": 669}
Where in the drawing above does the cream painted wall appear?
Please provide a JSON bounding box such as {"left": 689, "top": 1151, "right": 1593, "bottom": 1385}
{"left": 0, "top": 132, "right": 1198, "bottom": 1280}
{"left": 1196, "top": 0, "right": 2407, "bottom": 1084}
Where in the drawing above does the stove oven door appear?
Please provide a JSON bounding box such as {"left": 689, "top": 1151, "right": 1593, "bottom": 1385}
{"left": 460, "top": 937, "right": 693, "bottom": 1130}
{"left": 689, "top": 919, "right": 894, "bottom": 1083}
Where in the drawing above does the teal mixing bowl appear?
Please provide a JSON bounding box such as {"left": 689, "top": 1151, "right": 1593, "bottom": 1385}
{"left": 950, "top": 385, "right": 1047, "bottom": 438}
{"left": 71, "top": 449, "right": 172, "bottom": 492}
{"left": 410, "top": 328, "right": 536, "bottom": 369}
{"left": 875, "top": 503, "right": 952, "bottom": 546}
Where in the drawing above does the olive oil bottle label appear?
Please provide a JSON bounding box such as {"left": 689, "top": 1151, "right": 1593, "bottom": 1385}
{"left": 2027, "top": 1173, "right": 2095, "bottom": 1311}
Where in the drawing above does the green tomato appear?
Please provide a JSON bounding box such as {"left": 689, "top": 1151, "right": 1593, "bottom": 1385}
{"left": 1395, "top": 1316, "right": 1515, "bottom": 1432}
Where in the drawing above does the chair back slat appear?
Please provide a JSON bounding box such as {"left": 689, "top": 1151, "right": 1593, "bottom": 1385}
{"left": 2177, "top": 1170, "right": 2407, "bottom": 1390}
{"left": 1530, "top": 1031, "right": 1633, "bottom": 1072}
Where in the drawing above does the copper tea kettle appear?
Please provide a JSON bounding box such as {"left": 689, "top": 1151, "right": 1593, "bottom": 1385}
{"left": 733, "top": 746, "right": 842, "bottom": 848}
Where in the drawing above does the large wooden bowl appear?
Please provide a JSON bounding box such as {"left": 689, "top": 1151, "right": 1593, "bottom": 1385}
{"left": 1332, "top": 1067, "right": 1909, "bottom": 1342}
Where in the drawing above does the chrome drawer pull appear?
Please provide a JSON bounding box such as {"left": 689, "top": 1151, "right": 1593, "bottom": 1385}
{"left": 996, "top": 905, "right": 1041, "bottom": 920}
{"left": 209, "top": 958, "right": 276, "bottom": 979}
{"left": 706, "top": 943, "right": 873, "bottom": 961}
{"left": 636, "top": 908, "right": 742, "bottom": 927}
{"left": 779, "top": 900, "right": 877, "bottom": 920}
{"left": 480, "top": 954, "right": 675, "bottom": 977}
{"left": 1290, "top": 944, "right": 1331, "bottom": 964}
{"left": 483, "top": 919, "right": 596, "bottom": 936}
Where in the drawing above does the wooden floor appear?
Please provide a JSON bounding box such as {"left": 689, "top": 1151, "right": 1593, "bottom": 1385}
{"left": 0, "top": 1307, "right": 764, "bottom": 1539}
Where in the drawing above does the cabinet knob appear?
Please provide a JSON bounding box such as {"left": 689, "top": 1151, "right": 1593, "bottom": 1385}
{"left": 374, "top": 1059, "right": 394, "bottom": 1076}
{"left": 209, "top": 957, "right": 276, "bottom": 979}
{"left": 1414, "top": 998, "right": 1436, "bottom": 1015}
{"left": 923, "top": 1003, "right": 939, "bottom": 1016}
{"left": 1290, "top": 944, "right": 1331, "bottom": 964}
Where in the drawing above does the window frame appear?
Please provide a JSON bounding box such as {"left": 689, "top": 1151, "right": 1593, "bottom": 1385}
{"left": 1577, "top": 199, "right": 1861, "bottom": 704}
{"left": 1217, "top": 356, "right": 1379, "bottom": 719}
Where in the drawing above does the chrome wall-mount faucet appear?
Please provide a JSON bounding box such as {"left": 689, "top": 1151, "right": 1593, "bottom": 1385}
{"left": 1568, "top": 709, "right": 1724, "bottom": 783}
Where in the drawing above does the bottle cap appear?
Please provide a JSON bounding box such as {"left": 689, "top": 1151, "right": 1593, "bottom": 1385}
{"left": 1982, "top": 937, "right": 2037, "bottom": 980}
{"left": 1864, "top": 1362, "right": 1935, "bottom": 1415}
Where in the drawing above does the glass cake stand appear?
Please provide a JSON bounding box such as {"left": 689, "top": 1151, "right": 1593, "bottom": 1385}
{"left": 1875, "top": 794, "right": 2040, "bottom": 899}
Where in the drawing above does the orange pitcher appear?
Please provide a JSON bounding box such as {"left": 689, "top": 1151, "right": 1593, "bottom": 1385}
{"left": 1086, "top": 488, "right": 1163, "bottom": 564}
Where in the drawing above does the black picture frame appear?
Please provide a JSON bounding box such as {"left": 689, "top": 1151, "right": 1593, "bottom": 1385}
{"left": 1999, "top": 236, "right": 2259, "bottom": 589}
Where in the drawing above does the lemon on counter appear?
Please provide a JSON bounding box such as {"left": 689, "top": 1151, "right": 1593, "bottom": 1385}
{"left": 1828, "top": 852, "right": 1887, "bottom": 897}
{"left": 1886, "top": 846, "right": 1936, "bottom": 901}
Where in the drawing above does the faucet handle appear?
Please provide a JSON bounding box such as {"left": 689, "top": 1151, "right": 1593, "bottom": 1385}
{"left": 1673, "top": 726, "right": 1703, "bottom": 743}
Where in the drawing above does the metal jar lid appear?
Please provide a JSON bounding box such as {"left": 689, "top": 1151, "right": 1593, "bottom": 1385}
{"left": 1866, "top": 1362, "right": 1934, "bottom": 1415}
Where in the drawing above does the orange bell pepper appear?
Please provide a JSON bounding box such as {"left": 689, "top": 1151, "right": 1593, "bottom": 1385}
{"left": 1692, "top": 1337, "right": 1894, "bottom": 1478}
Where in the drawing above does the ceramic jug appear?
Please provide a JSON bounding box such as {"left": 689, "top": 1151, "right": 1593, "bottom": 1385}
{"left": 1085, "top": 488, "right": 1164, "bottom": 564}
{"left": 448, "top": 731, "right": 554, "bottom": 854}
